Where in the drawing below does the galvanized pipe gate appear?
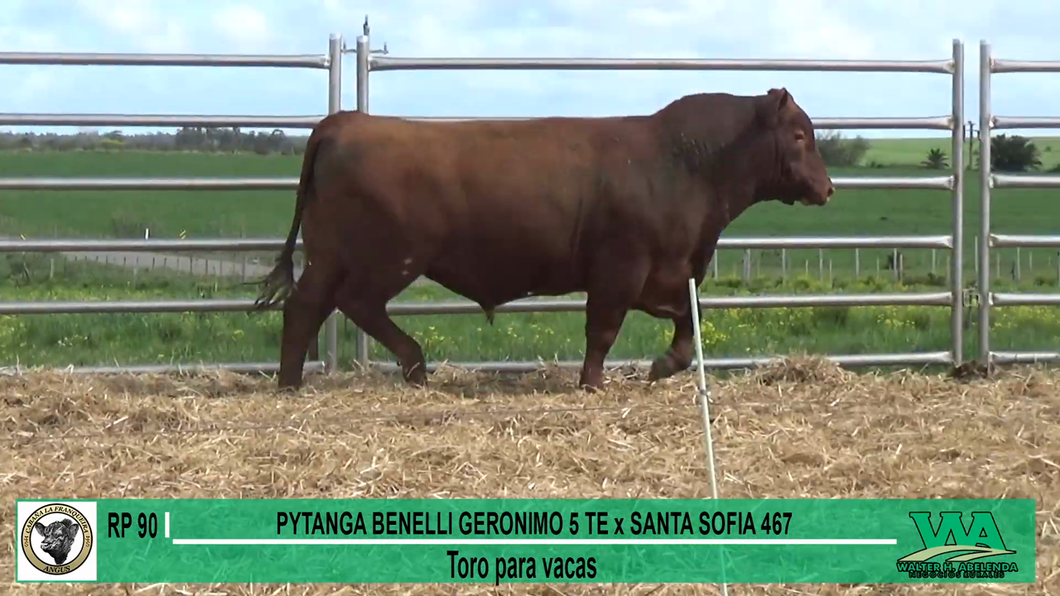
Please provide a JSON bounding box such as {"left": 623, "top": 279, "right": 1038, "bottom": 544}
{"left": 354, "top": 36, "right": 967, "bottom": 374}
{"left": 977, "top": 41, "right": 1060, "bottom": 367}
{"left": 0, "top": 35, "right": 1048, "bottom": 375}
{"left": 0, "top": 35, "right": 346, "bottom": 375}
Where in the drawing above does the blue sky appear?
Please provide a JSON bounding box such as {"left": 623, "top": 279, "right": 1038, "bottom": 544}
{"left": 2, "top": 0, "right": 1059, "bottom": 139}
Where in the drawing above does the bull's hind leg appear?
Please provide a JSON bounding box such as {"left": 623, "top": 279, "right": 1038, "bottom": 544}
{"left": 278, "top": 260, "right": 344, "bottom": 390}
{"left": 334, "top": 262, "right": 428, "bottom": 386}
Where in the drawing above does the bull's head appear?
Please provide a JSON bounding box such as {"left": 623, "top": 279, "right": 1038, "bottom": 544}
{"left": 756, "top": 87, "right": 834, "bottom": 206}
{"left": 34, "top": 518, "right": 79, "bottom": 565}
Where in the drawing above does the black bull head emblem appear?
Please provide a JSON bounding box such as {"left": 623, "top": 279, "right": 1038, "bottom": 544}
{"left": 34, "top": 518, "right": 80, "bottom": 565}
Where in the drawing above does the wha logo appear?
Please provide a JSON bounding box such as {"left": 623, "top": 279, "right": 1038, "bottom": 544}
{"left": 896, "top": 511, "right": 1018, "bottom": 580}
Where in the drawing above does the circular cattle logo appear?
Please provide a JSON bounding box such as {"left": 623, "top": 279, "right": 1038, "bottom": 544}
{"left": 20, "top": 503, "right": 94, "bottom": 575}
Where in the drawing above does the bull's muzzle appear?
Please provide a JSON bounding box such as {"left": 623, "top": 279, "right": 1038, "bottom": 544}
{"left": 800, "top": 180, "right": 834, "bottom": 206}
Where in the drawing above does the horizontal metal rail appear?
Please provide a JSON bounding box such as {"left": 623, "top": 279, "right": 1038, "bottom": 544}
{"left": 385, "top": 293, "right": 951, "bottom": 316}
{"left": 991, "top": 59, "right": 1060, "bottom": 74}
{"left": 0, "top": 235, "right": 948, "bottom": 253}
{"left": 989, "top": 234, "right": 1060, "bottom": 248}
{"left": 369, "top": 351, "right": 954, "bottom": 374}
{"left": 717, "top": 235, "right": 952, "bottom": 249}
{"left": 0, "top": 176, "right": 949, "bottom": 192}
{"left": 0, "top": 51, "right": 329, "bottom": 69}
{"left": 990, "top": 293, "right": 1060, "bottom": 307}
{"left": 0, "top": 299, "right": 275, "bottom": 315}
{"left": 0, "top": 292, "right": 952, "bottom": 317}
{"left": 834, "top": 176, "right": 953, "bottom": 190}
{"left": 0, "top": 113, "right": 324, "bottom": 128}
{"left": 991, "top": 116, "right": 1060, "bottom": 129}
{"left": 400, "top": 115, "right": 954, "bottom": 131}
{"left": 0, "top": 178, "right": 298, "bottom": 190}
{"left": 991, "top": 351, "right": 1060, "bottom": 364}
{"left": 0, "top": 238, "right": 303, "bottom": 253}
{"left": 369, "top": 56, "right": 954, "bottom": 74}
{"left": 42, "top": 361, "right": 327, "bottom": 375}
{"left": 991, "top": 174, "right": 1060, "bottom": 189}
{"left": 2, "top": 114, "right": 954, "bottom": 131}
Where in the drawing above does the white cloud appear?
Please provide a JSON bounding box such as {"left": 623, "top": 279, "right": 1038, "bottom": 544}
{"left": 75, "top": 0, "right": 189, "bottom": 52}
{"left": 211, "top": 4, "right": 274, "bottom": 52}
{"left": 763, "top": 0, "right": 877, "bottom": 59}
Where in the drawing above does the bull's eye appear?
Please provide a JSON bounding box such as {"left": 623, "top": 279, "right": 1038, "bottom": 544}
{"left": 794, "top": 131, "right": 806, "bottom": 142}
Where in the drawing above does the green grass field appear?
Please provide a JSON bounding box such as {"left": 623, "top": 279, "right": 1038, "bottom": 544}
{"left": 1, "top": 138, "right": 1059, "bottom": 372}
{"left": 864, "top": 135, "right": 1060, "bottom": 169}
{"left": 2, "top": 252, "right": 1059, "bottom": 372}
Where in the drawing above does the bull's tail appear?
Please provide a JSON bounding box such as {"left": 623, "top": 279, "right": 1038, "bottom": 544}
{"left": 253, "top": 125, "right": 328, "bottom": 311}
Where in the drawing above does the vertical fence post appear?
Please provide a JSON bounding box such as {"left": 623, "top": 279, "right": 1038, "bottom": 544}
{"left": 854, "top": 248, "right": 860, "bottom": 279}
{"left": 950, "top": 38, "right": 965, "bottom": 367}
{"left": 353, "top": 29, "right": 372, "bottom": 370}
{"left": 322, "top": 33, "right": 343, "bottom": 374}
{"left": 781, "top": 248, "right": 787, "bottom": 282}
{"left": 978, "top": 40, "right": 992, "bottom": 364}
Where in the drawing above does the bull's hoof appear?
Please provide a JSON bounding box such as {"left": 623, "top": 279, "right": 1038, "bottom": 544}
{"left": 277, "top": 379, "right": 302, "bottom": 394}
{"left": 578, "top": 373, "right": 605, "bottom": 393}
{"left": 402, "top": 364, "right": 428, "bottom": 387}
{"left": 648, "top": 354, "right": 688, "bottom": 382}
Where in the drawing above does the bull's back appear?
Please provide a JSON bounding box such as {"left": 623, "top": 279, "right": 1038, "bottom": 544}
{"left": 331, "top": 113, "right": 661, "bottom": 301}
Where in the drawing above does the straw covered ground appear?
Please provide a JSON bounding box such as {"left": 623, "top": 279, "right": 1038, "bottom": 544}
{"left": 1, "top": 358, "right": 1058, "bottom": 596}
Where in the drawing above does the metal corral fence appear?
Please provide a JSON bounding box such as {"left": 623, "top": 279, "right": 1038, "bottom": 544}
{"left": 0, "top": 33, "right": 967, "bottom": 376}
{"left": 978, "top": 40, "right": 1060, "bottom": 366}
{"left": 355, "top": 33, "right": 967, "bottom": 374}
{"left": 0, "top": 35, "right": 346, "bottom": 375}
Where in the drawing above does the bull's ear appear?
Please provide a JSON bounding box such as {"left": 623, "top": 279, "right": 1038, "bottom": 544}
{"left": 33, "top": 522, "right": 45, "bottom": 536}
{"left": 65, "top": 520, "right": 80, "bottom": 538}
{"left": 757, "top": 88, "right": 791, "bottom": 128}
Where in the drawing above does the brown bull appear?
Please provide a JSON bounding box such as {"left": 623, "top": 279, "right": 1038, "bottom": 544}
{"left": 255, "top": 87, "right": 833, "bottom": 391}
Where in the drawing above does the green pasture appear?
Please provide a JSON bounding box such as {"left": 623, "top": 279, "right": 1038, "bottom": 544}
{"left": 1, "top": 140, "right": 1060, "bottom": 371}
{"left": 864, "top": 135, "right": 1060, "bottom": 169}
{"left": 0, "top": 252, "right": 1058, "bottom": 371}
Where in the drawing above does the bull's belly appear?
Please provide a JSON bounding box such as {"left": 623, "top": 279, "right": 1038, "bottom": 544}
{"left": 419, "top": 235, "right": 698, "bottom": 319}
{"left": 424, "top": 249, "right": 583, "bottom": 309}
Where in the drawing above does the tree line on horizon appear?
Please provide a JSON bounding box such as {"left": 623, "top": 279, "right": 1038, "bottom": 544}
{"left": 0, "top": 126, "right": 879, "bottom": 163}
{"left": 0, "top": 127, "right": 1050, "bottom": 171}
{"left": 0, "top": 127, "right": 310, "bottom": 155}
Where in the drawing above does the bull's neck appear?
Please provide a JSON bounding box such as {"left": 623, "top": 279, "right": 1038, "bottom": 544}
{"left": 669, "top": 131, "right": 777, "bottom": 227}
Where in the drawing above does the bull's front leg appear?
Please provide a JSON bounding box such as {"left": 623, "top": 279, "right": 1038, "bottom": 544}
{"left": 579, "top": 252, "right": 650, "bottom": 391}
{"left": 579, "top": 300, "right": 630, "bottom": 391}
{"left": 648, "top": 247, "right": 712, "bottom": 382}
{"left": 648, "top": 305, "right": 697, "bottom": 381}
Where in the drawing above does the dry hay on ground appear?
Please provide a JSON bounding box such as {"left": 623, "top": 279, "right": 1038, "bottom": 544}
{"left": 1, "top": 358, "right": 1057, "bottom": 596}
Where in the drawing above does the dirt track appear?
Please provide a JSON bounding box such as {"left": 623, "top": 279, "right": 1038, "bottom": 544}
{"left": 1, "top": 359, "right": 1057, "bottom": 595}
